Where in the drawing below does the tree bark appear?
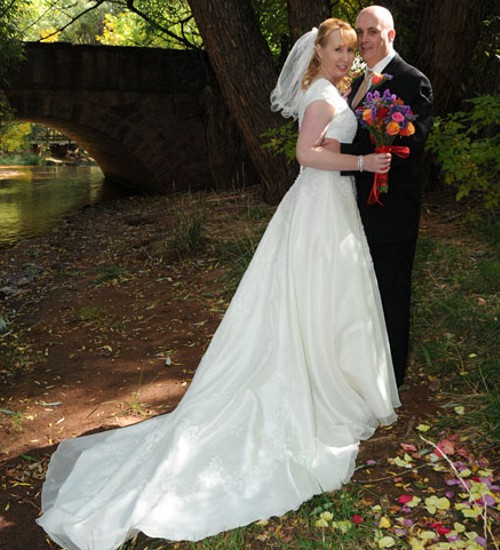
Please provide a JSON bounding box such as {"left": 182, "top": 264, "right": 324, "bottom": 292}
{"left": 413, "top": 0, "right": 489, "bottom": 114}
{"left": 286, "top": 0, "right": 330, "bottom": 43}
{"left": 200, "top": 81, "right": 257, "bottom": 191}
{"left": 187, "top": 0, "right": 296, "bottom": 203}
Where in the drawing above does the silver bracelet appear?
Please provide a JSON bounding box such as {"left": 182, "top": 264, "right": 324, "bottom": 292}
{"left": 357, "top": 155, "right": 364, "bottom": 172}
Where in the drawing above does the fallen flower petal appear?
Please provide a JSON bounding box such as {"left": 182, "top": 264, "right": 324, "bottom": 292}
{"left": 416, "top": 424, "right": 431, "bottom": 432}
{"left": 330, "top": 520, "right": 351, "bottom": 533}
{"left": 378, "top": 535, "right": 396, "bottom": 548}
{"left": 352, "top": 514, "right": 364, "bottom": 524}
{"left": 379, "top": 516, "right": 391, "bottom": 528}
{"left": 419, "top": 530, "right": 438, "bottom": 540}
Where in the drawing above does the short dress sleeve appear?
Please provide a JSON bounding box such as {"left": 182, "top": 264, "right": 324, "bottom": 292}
{"left": 299, "top": 79, "right": 357, "bottom": 144}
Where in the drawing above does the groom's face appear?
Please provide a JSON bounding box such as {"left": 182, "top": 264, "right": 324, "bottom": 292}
{"left": 355, "top": 11, "right": 395, "bottom": 67}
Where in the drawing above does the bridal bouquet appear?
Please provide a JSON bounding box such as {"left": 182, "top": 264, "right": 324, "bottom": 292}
{"left": 356, "top": 86, "right": 416, "bottom": 205}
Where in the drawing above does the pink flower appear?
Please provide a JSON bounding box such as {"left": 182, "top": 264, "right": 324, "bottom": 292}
{"left": 352, "top": 514, "right": 364, "bottom": 524}
{"left": 430, "top": 522, "right": 451, "bottom": 536}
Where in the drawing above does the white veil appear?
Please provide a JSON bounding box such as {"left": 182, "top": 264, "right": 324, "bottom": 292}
{"left": 270, "top": 28, "right": 318, "bottom": 120}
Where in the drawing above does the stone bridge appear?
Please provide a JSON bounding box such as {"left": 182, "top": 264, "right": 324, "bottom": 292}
{"left": 3, "top": 42, "right": 248, "bottom": 193}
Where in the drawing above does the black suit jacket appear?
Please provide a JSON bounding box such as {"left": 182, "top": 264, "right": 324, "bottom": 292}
{"left": 342, "top": 54, "right": 433, "bottom": 244}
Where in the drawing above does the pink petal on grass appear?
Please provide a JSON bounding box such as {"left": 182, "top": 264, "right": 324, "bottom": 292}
{"left": 352, "top": 514, "right": 364, "bottom": 524}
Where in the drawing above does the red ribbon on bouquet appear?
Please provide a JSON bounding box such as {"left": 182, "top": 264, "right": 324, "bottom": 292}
{"left": 367, "top": 145, "right": 410, "bottom": 206}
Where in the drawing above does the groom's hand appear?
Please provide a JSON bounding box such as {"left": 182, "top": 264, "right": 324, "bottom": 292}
{"left": 320, "top": 138, "right": 340, "bottom": 153}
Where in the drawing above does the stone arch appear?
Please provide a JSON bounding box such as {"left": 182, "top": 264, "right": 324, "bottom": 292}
{"left": 7, "top": 87, "right": 212, "bottom": 193}
{"left": 3, "top": 43, "right": 226, "bottom": 194}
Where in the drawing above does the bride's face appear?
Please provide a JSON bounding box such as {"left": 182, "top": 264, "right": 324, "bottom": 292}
{"left": 316, "top": 30, "right": 355, "bottom": 84}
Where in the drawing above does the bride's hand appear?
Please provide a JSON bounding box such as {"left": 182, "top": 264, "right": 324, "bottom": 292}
{"left": 364, "top": 152, "right": 392, "bottom": 173}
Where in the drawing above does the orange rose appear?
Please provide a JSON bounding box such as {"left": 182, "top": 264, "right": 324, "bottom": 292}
{"left": 371, "top": 72, "right": 384, "bottom": 86}
{"left": 386, "top": 121, "right": 401, "bottom": 136}
{"left": 362, "top": 109, "right": 373, "bottom": 124}
{"left": 400, "top": 121, "right": 416, "bottom": 136}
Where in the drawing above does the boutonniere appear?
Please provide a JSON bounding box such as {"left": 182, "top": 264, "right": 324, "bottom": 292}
{"left": 370, "top": 72, "right": 393, "bottom": 89}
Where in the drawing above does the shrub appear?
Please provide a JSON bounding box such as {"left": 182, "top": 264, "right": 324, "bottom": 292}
{"left": 426, "top": 95, "right": 500, "bottom": 209}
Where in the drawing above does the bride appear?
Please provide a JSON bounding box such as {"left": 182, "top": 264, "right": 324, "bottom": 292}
{"left": 37, "top": 18, "right": 399, "bottom": 550}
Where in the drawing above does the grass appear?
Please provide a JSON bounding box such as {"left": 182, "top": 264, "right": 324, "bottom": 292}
{"left": 165, "top": 197, "right": 209, "bottom": 259}
{"left": 216, "top": 229, "right": 264, "bottom": 297}
{"left": 76, "top": 305, "right": 108, "bottom": 327}
{"left": 92, "top": 262, "right": 130, "bottom": 286}
{"left": 214, "top": 199, "right": 271, "bottom": 296}
{"left": 411, "top": 217, "right": 499, "bottom": 442}
{"left": 123, "top": 370, "right": 151, "bottom": 416}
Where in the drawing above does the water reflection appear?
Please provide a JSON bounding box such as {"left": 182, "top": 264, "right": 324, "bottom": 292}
{"left": 0, "top": 165, "right": 132, "bottom": 246}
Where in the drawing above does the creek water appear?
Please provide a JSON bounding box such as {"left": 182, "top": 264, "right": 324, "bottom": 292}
{"left": 0, "top": 165, "right": 132, "bottom": 247}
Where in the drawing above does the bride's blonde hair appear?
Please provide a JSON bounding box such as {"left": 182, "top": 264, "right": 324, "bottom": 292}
{"left": 301, "top": 18, "right": 357, "bottom": 93}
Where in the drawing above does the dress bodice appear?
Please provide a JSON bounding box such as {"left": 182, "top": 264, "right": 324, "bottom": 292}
{"left": 299, "top": 78, "right": 357, "bottom": 144}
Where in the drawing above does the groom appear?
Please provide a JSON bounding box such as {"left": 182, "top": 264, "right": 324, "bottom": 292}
{"left": 340, "top": 6, "right": 433, "bottom": 386}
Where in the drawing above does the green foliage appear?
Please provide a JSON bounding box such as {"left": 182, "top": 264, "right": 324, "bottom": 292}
{"left": 252, "top": 0, "right": 288, "bottom": 58}
{"left": 261, "top": 120, "right": 298, "bottom": 163}
{"left": 96, "top": 11, "right": 161, "bottom": 47}
{"left": 17, "top": 0, "right": 201, "bottom": 48}
{"left": 0, "top": 0, "right": 26, "bottom": 81}
{"left": 129, "top": 0, "right": 201, "bottom": 48}
{"left": 19, "top": 0, "right": 112, "bottom": 44}
{"left": 0, "top": 153, "right": 42, "bottom": 165}
{"left": 426, "top": 95, "right": 500, "bottom": 209}
{"left": 0, "top": 0, "right": 27, "bottom": 122}
{"left": 0, "top": 122, "right": 32, "bottom": 153}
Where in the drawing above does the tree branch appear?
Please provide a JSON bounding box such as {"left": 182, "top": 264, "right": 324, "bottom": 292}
{"left": 124, "top": 0, "right": 198, "bottom": 49}
{"left": 34, "top": 0, "right": 108, "bottom": 43}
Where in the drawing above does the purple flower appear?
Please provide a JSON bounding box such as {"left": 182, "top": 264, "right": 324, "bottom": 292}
{"left": 476, "top": 536, "right": 487, "bottom": 548}
{"left": 403, "top": 519, "right": 414, "bottom": 527}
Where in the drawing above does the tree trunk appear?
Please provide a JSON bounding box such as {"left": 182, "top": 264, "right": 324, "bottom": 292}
{"left": 187, "top": 0, "right": 296, "bottom": 203}
{"left": 413, "top": 0, "right": 489, "bottom": 114}
{"left": 200, "top": 81, "right": 258, "bottom": 192}
{"left": 286, "top": 0, "right": 330, "bottom": 43}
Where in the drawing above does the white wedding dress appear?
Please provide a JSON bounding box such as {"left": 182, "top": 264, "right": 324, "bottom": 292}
{"left": 37, "top": 79, "right": 400, "bottom": 550}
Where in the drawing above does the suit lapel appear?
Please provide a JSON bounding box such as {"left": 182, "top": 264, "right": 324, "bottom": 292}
{"left": 349, "top": 55, "right": 404, "bottom": 110}
{"left": 349, "top": 76, "right": 364, "bottom": 109}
